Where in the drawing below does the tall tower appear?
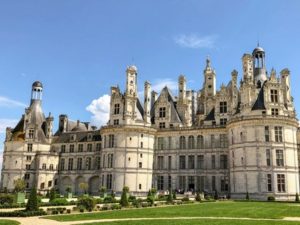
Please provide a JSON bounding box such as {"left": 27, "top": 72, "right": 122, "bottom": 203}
{"left": 124, "top": 65, "right": 138, "bottom": 124}
{"left": 252, "top": 45, "right": 267, "bottom": 87}
{"left": 204, "top": 57, "right": 216, "bottom": 97}
{"left": 144, "top": 81, "right": 151, "bottom": 124}
{"left": 178, "top": 75, "right": 186, "bottom": 103}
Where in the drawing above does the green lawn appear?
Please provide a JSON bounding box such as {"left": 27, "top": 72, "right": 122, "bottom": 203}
{"left": 0, "top": 219, "right": 20, "bottom": 225}
{"left": 76, "top": 219, "right": 300, "bottom": 225}
{"left": 44, "top": 201, "right": 300, "bottom": 222}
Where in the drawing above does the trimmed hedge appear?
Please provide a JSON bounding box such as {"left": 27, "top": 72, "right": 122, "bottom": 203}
{"left": 0, "top": 210, "right": 46, "bottom": 217}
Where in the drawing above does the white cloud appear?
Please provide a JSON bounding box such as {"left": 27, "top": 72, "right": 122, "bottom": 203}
{"left": 151, "top": 78, "right": 178, "bottom": 93}
{"left": 86, "top": 94, "right": 111, "bottom": 127}
{"left": 174, "top": 34, "right": 217, "bottom": 49}
{"left": 0, "top": 119, "right": 18, "bottom": 133}
{"left": 0, "top": 96, "right": 26, "bottom": 108}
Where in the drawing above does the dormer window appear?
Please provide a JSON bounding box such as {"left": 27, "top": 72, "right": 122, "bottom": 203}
{"left": 114, "top": 104, "right": 120, "bottom": 115}
{"left": 28, "top": 129, "right": 34, "bottom": 139}
{"left": 270, "top": 89, "right": 278, "bottom": 103}
{"left": 220, "top": 101, "right": 227, "bottom": 114}
{"left": 159, "top": 107, "right": 166, "bottom": 118}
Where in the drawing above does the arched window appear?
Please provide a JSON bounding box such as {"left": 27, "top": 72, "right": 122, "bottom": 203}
{"left": 188, "top": 136, "right": 195, "bottom": 149}
{"left": 197, "top": 135, "right": 204, "bottom": 149}
{"left": 179, "top": 136, "right": 186, "bottom": 149}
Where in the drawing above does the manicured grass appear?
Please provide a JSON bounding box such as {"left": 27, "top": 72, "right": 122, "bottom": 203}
{"left": 0, "top": 219, "right": 20, "bottom": 225}
{"left": 44, "top": 201, "right": 300, "bottom": 222}
{"left": 75, "top": 219, "right": 300, "bottom": 225}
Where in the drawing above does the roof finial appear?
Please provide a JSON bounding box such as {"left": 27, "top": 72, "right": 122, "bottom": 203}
{"left": 206, "top": 55, "right": 211, "bottom": 68}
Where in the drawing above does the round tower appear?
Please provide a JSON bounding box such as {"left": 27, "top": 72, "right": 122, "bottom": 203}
{"left": 31, "top": 81, "right": 43, "bottom": 102}
{"left": 252, "top": 46, "right": 267, "bottom": 87}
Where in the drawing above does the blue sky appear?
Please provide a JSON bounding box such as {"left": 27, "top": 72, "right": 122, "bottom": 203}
{"left": 1, "top": 0, "right": 300, "bottom": 164}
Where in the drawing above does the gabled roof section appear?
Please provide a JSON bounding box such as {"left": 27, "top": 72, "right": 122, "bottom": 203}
{"left": 252, "top": 82, "right": 266, "bottom": 111}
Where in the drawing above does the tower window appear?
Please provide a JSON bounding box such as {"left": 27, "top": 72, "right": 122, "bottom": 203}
{"left": 69, "top": 144, "right": 74, "bottom": 153}
{"left": 220, "top": 118, "right": 227, "bottom": 125}
{"left": 139, "top": 162, "right": 142, "bottom": 168}
{"left": 277, "top": 174, "right": 286, "bottom": 192}
{"left": 276, "top": 150, "right": 284, "bottom": 167}
{"left": 274, "top": 126, "right": 283, "bottom": 142}
{"left": 27, "top": 144, "right": 33, "bottom": 152}
{"left": 159, "top": 107, "right": 166, "bottom": 118}
{"left": 270, "top": 89, "right": 278, "bottom": 103}
{"left": 265, "top": 126, "right": 270, "bottom": 142}
{"left": 267, "top": 174, "right": 272, "bottom": 192}
{"left": 266, "top": 149, "right": 271, "bottom": 166}
{"left": 220, "top": 102, "right": 227, "bottom": 113}
{"left": 114, "top": 104, "right": 120, "bottom": 115}
{"left": 271, "top": 108, "right": 279, "bottom": 116}
{"left": 114, "top": 119, "right": 119, "bottom": 125}
{"left": 159, "top": 122, "right": 166, "bottom": 129}
{"left": 28, "top": 129, "right": 34, "bottom": 139}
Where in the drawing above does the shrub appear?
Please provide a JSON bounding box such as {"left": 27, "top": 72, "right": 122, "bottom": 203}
{"left": 132, "top": 198, "right": 143, "bottom": 208}
{"left": 0, "top": 210, "right": 46, "bottom": 217}
{"left": 49, "top": 189, "right": 56, "bottom": 202}
{"left": 128, "top": 195, "right": 136, "bottom": 202}
{"left": 195, "top": 192, "right": 201, "bottom": 202}
{"left": 0, "top": 194, "right": 14, "bottom": 205}
{"left": 104, "top": 196, "right": 117, "bottom": 203}
{"left": 14, "top": 179, "right": 26, "bottom": 193}
{"left": 50, "top": 198, "right": 69, "bottom": 206}
{"left": 66, "top": 209, "right": 71, "bottom": 214}
{"left": 296, "top": 193, "right": 300, "bottom": 202}
{"left": 182, "top": 196, "right": 189, "bottom": 202}
{"left": 267, "top": 195, "right": 275, "bottom": 201}
{"left": 26, "top": 187, "right": 39, "bottom": 211}
{"left": 77, "top": 196, "right": 95, "bottom": 211}
{"left": 78, "top": 205, "right": 85, "bottom": 213}
{"left": 120, "top": 186, "right": 129, "bottom": 207}
{"left": 172, "top": 191, "right": 176, "bottom": 200}
{"left": 147, "top": 196, "right": 154, "bottom": 206}
{"left": 166, "top": 191, "right": 173, "bottom": 203}
{"left": 101, "top": 204, "right": 110, "bottom": 210}
{"left": 111, "top": 204, "right": 121, "bottom": 210}
{"left": 95, "top": 198, "right": 103, "bottom": 204}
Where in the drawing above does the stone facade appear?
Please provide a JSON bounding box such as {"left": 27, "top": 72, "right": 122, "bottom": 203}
{"left": 1, "top": 46, "right": 299, "bottom": 200}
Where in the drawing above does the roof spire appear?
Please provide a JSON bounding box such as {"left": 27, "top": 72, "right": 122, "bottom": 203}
{"left": 206, "top": 55, "right": 211, "bottom": 68}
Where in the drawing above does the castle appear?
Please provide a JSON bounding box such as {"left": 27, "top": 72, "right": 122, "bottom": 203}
{"left": 1, "top": 45, "right": 300, "bottom": 200}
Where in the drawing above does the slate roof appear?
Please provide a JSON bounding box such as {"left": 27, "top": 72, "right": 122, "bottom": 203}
{"left": 252, "top": 82, "right": 266, "bottom": 110}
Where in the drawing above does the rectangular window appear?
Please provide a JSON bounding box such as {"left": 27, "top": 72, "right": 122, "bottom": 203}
{"left": 27, "top": 144, "right": 33, "bottom": 152}
{"left": 95, "top": 157, "right": 101, "bottom": 170}
{"left": 270, "top": 89, "right": 278, "bottom": 103}
{"left": 277, "top": 174, "right": 286, "bottom": 192}
{"left": 211, "top": 155, "right": 216, "bottom": 169}
{"left": 106, "top": 174, "right": 113, "bottom": 190}
{"left": 159, "top": 122, "right": 166, "bottom": 129}
{"left": 108, "top": 134, "right": 115, "bottom": 148}
{"left": 188, "top": 176, "right": 195, "bottom": 191}
{"left": 212, "top": 176, "right": 216, "bottom": 191}
{"left": 220, "top": 155, "right": 228, "bottom": 169}
{"left": 140, "top": 142, "right": 143, "bottom": 148}
{"left": 197, "top": 155, "right": 204, "bottom": 169}
{"left": 49, "top": 164, "right": 54, "bottom": 170}
{"left": 26, "top": 156, "right": 32, "bottom": 161}
{"left": 266, "top": 149, "right": 271, "bottom": 166}
{"left": 265, "top": 126, "right": 270, "bottom": 142}
{"left": 96, "top": 143, "right": 101, "bottom": 151}
{"left": 159, "top": 107, "right": 166, "bottom": 118}
{"left": 157, "top": 137, "right": 164, "bottom": 150}
{"left": 179, "top": 176, "right": 186, "bottom": 191}
{"left": 276, "top": 150, "right": 284, "bottom": 166}
{"left": 267, "top": 174, "right": 272, "bottom": 192}
{"left": 221, "top": 176, "right": 229, "bottom": 191}
{"left": 69, "top": 144, "right": 74, "bottom": 153}
{"left": 26, "top": 164, "right": 31, "bottom": 170}
{"left": 25, "top": 173, "right": 30, "bottom": 180}
{"left": 42, "top": 163, "right": 46, "bottom": 170}
{"left": 68, "top": 158, "right": 73, "bottom": 170}
{"left": 48, "top": 181, "right": 52, "bottom": 188}
{"left": 77, "top": 158, "right": 82, "bottom": 170}
{"left": 28, "top": 129, "right": 34, "bottom": 139}
{"left": 139, "top": 162, "right": 142, "bottom": 168}
{"left": 60, "top": 158, "right": 65, "bottom": 170}
{"left": 188, "top": 155, "right": 195, "bottom": 169}
{"left": 220, "top": 118, "right": 227, "bottom": 126}
{"left": 211, "top": 135, "right": 215, "bottom": 148}
{"left": 157, "top": 156, "right": 164, "bottom": 170}
{"left": 168, "top": 176, "right": 172, "bottom": 190}
{"left": 40, "top": 183, "right": 45, "bottom": 189}
{"left": 78, "top": 144, "right": 83, "bottom": 152}
{"left": 87, "top": 144, "right": 92, "bottom": 152}
{"left": 114, "top": 104, "right": 120, "bottom": 114}
{"left": 275, "top": 126, "right": 283, "bottom": 142}
{"left": 107, "top": 154, "right": 114, "bottom": 168}
{"left": 168, "top": 156, "right": 172, "bottom": 170}
{"left": 61, "top": 145, "right": 66, "bottom": 153}
{"left": 113, "top": 119, "right": 119, "bottom": 125}
{"left": 220, "top": 101, "right": 227, "bottom": 113}
{"left": 157, "top": 176, "right": 164, "bottom": 190}
{"left": 271, "top": 108, "right": 279, "bottom": 116}
{"left": 179, "top": 155, "right": 186, "bottom": 169}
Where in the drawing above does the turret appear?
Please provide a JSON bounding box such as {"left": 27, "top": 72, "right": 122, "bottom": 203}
{"left": 203, "top": 57, "right": 216, "bottom": 97}
{"left": 242, "top": 54, "right": 253, "bottom": 83}
{"left": 281, "top": 68, "right": 292, "bottom": 108}
{"left": 31, "top": 81, "right": 43, "bottom": 104}
{"left": 144, "top": 81, "right": 151, "bottom": 124}
{"left": 252, "top": 46, "right": 267, "bottom": 87}
{"left": 125, "top": 65, "right": 138, "bottom": 97}
{"left": 178, "top": 75, "right": 186, "bottom": 103}
{"left": 151, "top": 91, "right": 158, "bottom": 107}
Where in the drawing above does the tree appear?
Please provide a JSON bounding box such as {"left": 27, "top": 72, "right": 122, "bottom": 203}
{"left": 26, "top": 187, "right": 39, "bottom": 211}
{"left": 77, "top": 196, "right": 95, "bottom": 211}
{"left": 172, "top": 191, "right": 176, "bottom": 200}
{"left": 120, "top": 186, "right": 129, "bottom": 207}
{"left": 49, "top": 189, "right": 56, "bottom": 202}
{"left": 79, "top": 182, "right": 89, "bottom": 194}
{"left": 65, "top": 186, "right": 72, "bottom": 193}
{"left": 14, "top": 178, "right": 26, "bottom": 193}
